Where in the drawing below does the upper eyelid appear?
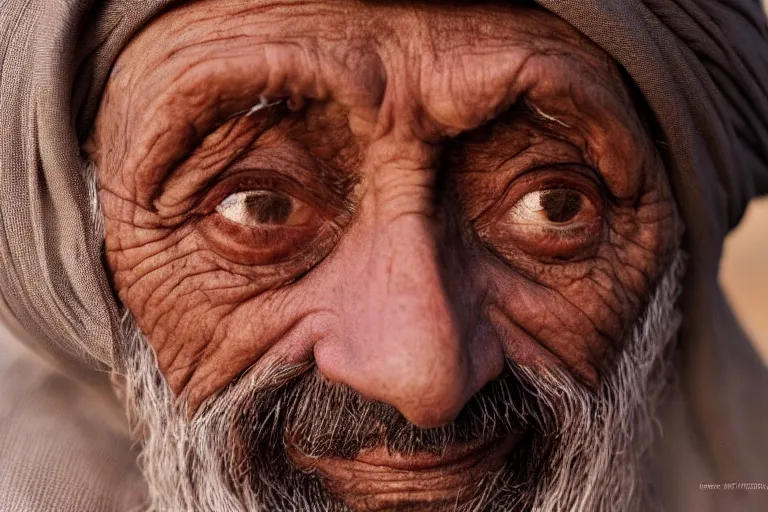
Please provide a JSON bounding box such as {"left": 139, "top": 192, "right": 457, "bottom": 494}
{"left": 200, "top": 169, "right": 351, "bottom": 222}
{"left": 149, "top": 107, "right": 289, "bottom": 214}
{"left": 193, "top": 172, "right": 304, "bottom": 214}
{"left": 472, "top": 165, "right": 603, "bottom": 225}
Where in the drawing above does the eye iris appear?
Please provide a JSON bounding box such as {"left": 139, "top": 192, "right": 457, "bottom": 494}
{"left": 539, "top": 189, "right": 582, "bottom": 223}
{"left": 245, "top": 192, "right": 293, "bottom": 224}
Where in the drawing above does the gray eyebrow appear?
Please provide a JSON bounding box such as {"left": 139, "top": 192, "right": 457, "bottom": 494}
{"left": 527, "top": 100, "right": 571, "bottom": 129}
{"left": 228, "top": 95, "right": 285, "bottom": 120}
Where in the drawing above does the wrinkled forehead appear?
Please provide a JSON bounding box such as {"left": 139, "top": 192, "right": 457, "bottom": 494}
{"left": 97, "top": 0, "right": 645, "bottom": 201}
{"left": 125, "top": 0, "right": 566, "bottom": 49}
{"left": 114, "top": 0, "right": 611, "bottom": 91}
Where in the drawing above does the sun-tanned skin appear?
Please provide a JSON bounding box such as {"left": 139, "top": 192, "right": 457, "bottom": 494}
{"left": 88, "top": 0, "right": 681, "bottom": 506}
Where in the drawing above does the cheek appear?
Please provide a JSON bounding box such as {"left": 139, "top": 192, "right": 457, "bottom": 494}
{"left": 105, "top": 215, "right": 325, "bottom": 398}
{"left": 482, "top": 184, "right": 679, "bottom": 387}
{"left": 485, "top": 278, "right": 596, "bottom": 386}
{"left": 484, "top": 253, "right": 630, "bottom": 387}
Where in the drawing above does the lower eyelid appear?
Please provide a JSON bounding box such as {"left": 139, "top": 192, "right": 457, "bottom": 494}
{"left": 475, "top": 203, "right": 605, "bottom": 262}
{"left": 198, "top": 212, "right": 331, "bottom": 266}
{"left": 540, "top": 223, "right": 592, "bottom": 236}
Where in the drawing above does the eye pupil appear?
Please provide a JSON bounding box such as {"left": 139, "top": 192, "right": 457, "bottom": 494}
{"left": 245, "top": 193, "right": 293, "bottom": 224}
{"left": 539, "top": 189, "right": 582, "bottom": 223}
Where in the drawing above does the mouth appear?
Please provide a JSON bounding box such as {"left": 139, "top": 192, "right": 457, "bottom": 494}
{"left": 287, "top": 432, "right": 525, "bottom": 510}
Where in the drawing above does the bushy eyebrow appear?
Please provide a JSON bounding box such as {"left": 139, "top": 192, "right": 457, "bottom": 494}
{"left": 147, "top": 105, "right": 290, "bottom": 217}
{"left": 102, "top": 1, "right": 644, "bottom": 214}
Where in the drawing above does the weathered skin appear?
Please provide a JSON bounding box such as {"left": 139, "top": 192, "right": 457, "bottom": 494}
{"left": 88, "top": 0, "right": 681, "bottom": 506}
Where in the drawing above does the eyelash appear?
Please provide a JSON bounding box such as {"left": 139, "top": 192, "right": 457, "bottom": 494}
{"left": 196, "top": 171, "right": 320, "bottom": 218}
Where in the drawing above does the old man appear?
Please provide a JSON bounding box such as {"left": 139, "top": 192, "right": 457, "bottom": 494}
{"left": 0, "top": 0, "right": 767, "bottom": 511}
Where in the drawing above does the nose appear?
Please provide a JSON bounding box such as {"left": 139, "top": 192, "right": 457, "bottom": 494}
{"left": 314, "top": 183, "right": 504, "bottom": 428}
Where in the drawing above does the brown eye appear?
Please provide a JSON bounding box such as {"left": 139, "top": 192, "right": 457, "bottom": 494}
{"left": 539, "top": 190, "right": 583, "bottom": 222}
{"left": 216, "top": 190, "right": 314, "bottom": 227}
{"left": 513, "top": 189, "right": 586, "bottom": 226}
{"left": 472, "top": 168, "right": 605, "bottom": 261}
{"left": 201, "top": 188, "right": 327, "bottom": 266}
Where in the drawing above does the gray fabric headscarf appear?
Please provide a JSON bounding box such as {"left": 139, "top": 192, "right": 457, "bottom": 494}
{"left": 0, "top": 0, "right": 766, "bottom": 510}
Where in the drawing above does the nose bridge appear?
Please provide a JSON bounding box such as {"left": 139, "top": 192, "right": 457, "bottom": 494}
{"left": 313, "top": 155, "right": 503, "bottom": 428}
{"left": 343, "top": 210, "right": 471, "bottom": 427}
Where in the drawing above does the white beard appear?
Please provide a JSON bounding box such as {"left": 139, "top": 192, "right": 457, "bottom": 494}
{"left": 114, "top": 250, "right": 685, "bottom": 512}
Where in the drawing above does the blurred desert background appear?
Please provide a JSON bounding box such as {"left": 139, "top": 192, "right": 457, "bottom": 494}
{"left": 721, "top": 198, "right": 768, "bottom": 364}
{"left": 729, "top": 0, "right": 768, "bottom": 363}
{"left": 720, "top": 0, "right": 767, "bottom": 366}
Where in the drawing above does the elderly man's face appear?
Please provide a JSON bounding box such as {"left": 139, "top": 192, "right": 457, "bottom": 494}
{"left": 90, "top": 0, "right": 682, "bottom": 510}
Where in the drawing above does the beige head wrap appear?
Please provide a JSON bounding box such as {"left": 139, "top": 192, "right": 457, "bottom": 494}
{"left": 0, "top": 0, "right": 766, "bottom": 510}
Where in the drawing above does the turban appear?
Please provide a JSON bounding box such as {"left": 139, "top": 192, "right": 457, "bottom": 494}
{"left": 0, "top": 0, "right": 766, "bottom": 510}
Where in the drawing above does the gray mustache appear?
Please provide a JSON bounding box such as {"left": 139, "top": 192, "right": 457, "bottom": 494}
{"left": 235, "top": 361, "right": 560, "bottom": 462}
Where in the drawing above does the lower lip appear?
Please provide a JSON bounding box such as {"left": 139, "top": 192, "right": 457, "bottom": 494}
{"left": 350, "top": 434, "right": 522, "bottom": 471}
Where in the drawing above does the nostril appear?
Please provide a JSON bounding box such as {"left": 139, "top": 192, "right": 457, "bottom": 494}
{"left": 314, "top": 338, "right": 473, "bottom": 427}
{"left": 390, "top": 342, "right": 506, "bottom": 429}
{"left": 371, "top": 362, "right": 475, "bottom": 429}
{"left": 397, "top": 398, "right": 468, "bottom": 429}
